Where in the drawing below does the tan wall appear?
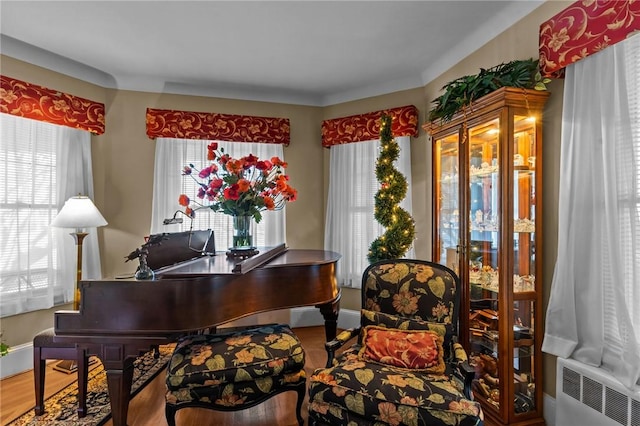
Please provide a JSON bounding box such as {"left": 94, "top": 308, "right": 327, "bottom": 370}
{"left": 1, "top": 0, "right": 570, "bottom": 397}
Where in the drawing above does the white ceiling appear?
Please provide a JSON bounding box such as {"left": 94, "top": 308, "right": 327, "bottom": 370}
{"left": 0, "top": 0, "right": 543, "bottom": 106}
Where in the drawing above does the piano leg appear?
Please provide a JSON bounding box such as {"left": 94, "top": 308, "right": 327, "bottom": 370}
{"left": 104, "top": 356, "right": 135, "bottom": 426}
{"left": 317, "top": 291, "right": 341, "bottom": 341}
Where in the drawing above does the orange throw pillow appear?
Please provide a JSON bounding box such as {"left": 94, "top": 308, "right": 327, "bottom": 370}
{"left": 359, "top": 326, "right": 445, "bottom": 373}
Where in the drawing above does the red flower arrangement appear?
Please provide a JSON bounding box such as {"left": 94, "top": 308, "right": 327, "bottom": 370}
{"left": 178, "top": 142, "right": 297, "bottom": 223}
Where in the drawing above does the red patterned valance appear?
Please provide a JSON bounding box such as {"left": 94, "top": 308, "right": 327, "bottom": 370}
{"left": 540, "top": 0, "right": 640, "bottom": 76}
{"left": 146, "top": 108, "right": 290, "bottom": 145}
{"left": 0, "top": 75, "right": 105, "bottom": 134}
{"left": 321, "top": 105, "right": 418, "bottom": 148}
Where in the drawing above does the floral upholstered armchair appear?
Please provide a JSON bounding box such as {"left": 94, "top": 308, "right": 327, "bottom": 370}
{"left": 308, "top": 259, "right": 484, "bottom": 426}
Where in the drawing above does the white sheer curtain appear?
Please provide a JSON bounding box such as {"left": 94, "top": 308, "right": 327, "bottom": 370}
{"left": 151, "top": 138, "right": 286, "bottom": 250}
{"left": 542, "top": 33, "right": 640, "bottom": 391}
{"left": 324, "top": 136, "right": 414, "bottom": 288}
{"left": 0, "top": 114, "right": 101, "bottom": 316}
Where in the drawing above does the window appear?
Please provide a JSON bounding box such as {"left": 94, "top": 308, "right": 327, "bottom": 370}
{"left": 0, "top": 114, "right": 99, "bottom": 316}
{"left": 603, "top": 33, "right": 640, "bottom": 385}
{"left": 542, "top": 33, "right": 640, "bottom": 390}
{"left": 151, "top": 138, "right": 286, "bottom": 250}
{"left": 324, "top": 136, "right": 414, "bottom": 288}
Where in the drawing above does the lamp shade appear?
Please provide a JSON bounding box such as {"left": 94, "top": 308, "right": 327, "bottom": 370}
{"left": 50, "top": 195, "right": 107, "bottom": 230}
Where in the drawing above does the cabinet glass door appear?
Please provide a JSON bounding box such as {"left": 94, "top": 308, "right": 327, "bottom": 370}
{"left": 468, "top": 118, "right": 501, "bottom": 410}
{"left": 513, "top": 299, "right": 536, "bottom": 412}
{"left": 513, "top": 114, "right": 538, "bottom": 415}
{"left": 513, "top": 114, "right": 536, "bottom": 292}
{"left": 435, "top": 133, "right": 460, "bottom": 273}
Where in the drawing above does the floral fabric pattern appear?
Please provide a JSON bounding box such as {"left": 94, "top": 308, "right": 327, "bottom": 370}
{"left": 358, "top": 326, "right": 445, "bottom": 373}
{"left": 321, "top": 105, "right": 418, "bottom": 148}
{"left": 166, "top": 324, "right": 306, "bottom": 410}
{"left": 309, "top": 351, "right": 482, "bottom": 426}
{"left": 146, "top": 107, "right": 290, "bottom": 144}
{"left": 363, "top": 262, "right": 457, "bottom": 333}
{"left": 1, "top": 75, "right": 105, "bottom": 134}
{"left": 308, "top": 259, "right": 482, "bottom": 426}
{"left": 539, "top": 0, "right": 640, "bottom": 76}
{"left": 360, "top": 309, "right": 453, "bottom": 358}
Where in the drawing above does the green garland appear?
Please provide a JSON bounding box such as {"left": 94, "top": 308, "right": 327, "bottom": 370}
{"left": 368, "top": 114, "right": 415, "bottom": 263}
{"left": 428, "top": 58, "right": 550, "bottom": 122}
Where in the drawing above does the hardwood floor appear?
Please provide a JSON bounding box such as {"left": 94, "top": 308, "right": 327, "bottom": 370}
{"left": 0, "top": 326, "right": 329, "bottom": 426}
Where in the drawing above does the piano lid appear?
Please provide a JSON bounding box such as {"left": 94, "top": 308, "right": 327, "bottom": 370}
{"left": 156, "top": 243, "right": 288, "bottom": 277}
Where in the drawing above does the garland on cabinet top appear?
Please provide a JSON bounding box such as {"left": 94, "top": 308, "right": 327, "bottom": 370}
{"left": 368, "top": 114, "right": 416, "bottom": 263}
{"left": 428, "top": 58, "right": 551, "bottom": 122}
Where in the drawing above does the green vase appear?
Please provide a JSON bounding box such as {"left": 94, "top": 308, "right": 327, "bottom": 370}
{"left": 232, "top": 215, "right": 254, "bottom": 249}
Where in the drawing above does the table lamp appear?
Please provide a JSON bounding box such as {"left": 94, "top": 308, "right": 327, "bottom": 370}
{"left": 51, "top": 195, "right": 107, "bottom": 310}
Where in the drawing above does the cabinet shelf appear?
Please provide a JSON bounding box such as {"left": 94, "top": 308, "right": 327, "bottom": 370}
{"left": 447, "top": 166, "right": 536, "bottom": 183}
{"left": 514, "top": 165, "right": 534, "bottom": 172}
{"left": 445, "top": 225, "right": 536, "bottom": 233}
{"left": 426, "top": 87, "right": 549, "bottom": 426}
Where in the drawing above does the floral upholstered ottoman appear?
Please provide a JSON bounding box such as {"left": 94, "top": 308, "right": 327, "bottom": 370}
{"left": 165, "top": 324, "right": 306, "bottom": 425}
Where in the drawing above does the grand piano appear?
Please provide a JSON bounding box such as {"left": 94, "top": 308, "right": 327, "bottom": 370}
{"left": 54, "top": 240, "right": 341, "bottom": 426}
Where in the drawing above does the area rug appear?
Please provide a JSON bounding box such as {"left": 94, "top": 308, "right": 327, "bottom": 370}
{"left": 7, "top": 345, "right": 174, "bottom": 426}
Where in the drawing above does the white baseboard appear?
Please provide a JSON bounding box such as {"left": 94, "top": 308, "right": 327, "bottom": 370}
{"left": 0, "top": 342, "right": 33, "bottom": 379}
{"left": 289, "top": 307, "right": 359, "bottom": 330}
{"left": 544, "top": 392, "right": 556, "bottom": 426}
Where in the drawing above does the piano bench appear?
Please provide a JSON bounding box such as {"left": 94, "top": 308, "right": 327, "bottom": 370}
{"left": 33, "top": 328, "right": 89, "bottom": 418}
{"left": 165, "top": 324, "right": 306, "bottom": 426}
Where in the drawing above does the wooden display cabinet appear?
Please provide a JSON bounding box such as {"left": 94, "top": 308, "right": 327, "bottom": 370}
{"left": 424, "top": 87, "right": 549, "bottom": 426}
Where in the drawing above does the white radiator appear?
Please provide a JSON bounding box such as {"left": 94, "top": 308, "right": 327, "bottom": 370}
{"left": 556, "top": 357, "right": 640, "bottom": 426}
